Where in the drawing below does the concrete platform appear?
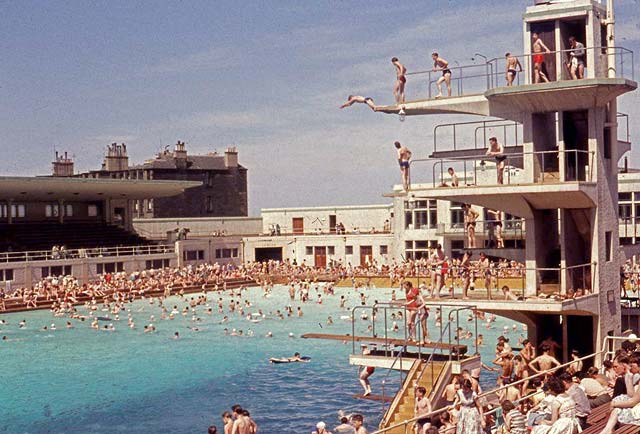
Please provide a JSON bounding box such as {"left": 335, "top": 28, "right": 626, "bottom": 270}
{"left": 386, "top": 182, "right": 597, "bottom": 217}
{"left": 485, "top": 78, "right": 637, "bottom": 117}
{"left": 376, "top": 94, "right": 491, "bottom": 118}
{"left": 424, "top": 293, "right": 601, "bottom": 325}
{"left": 376, "top": 78, "right": 636, "bottom": 123}
{"left": 348, "top": 354, "right": 416, "bottom": 371}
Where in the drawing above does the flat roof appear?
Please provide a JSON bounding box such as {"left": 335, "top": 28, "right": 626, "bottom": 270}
{"left": 261, "top": 204, "right": 393, "bottom": 213}
{"left": 0, "top": 177, "right": 201, "bottom": 201}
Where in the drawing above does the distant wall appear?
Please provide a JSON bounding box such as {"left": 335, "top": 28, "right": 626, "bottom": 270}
{"left": 133, "top": 216, "right": 262, "bottom": 240}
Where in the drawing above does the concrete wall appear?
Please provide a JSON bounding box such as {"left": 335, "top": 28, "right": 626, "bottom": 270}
{"left": 261, "top": 204, "right": 393, "bottom": 235}
{"left": 243, "top": 233, "right": 394, "bottom": 267}
{"left": 134, "top": 217, "right": 262, "bottom": 240}
{"left": 175, "top": 237, "right": 243, "bottom": 267}
{"left": 0, "top": 250, "right": 177, "bottom": 290}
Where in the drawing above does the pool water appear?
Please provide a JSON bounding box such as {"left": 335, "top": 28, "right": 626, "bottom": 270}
{"left": 0, "top": 286, "right": 521, "bottom": 434}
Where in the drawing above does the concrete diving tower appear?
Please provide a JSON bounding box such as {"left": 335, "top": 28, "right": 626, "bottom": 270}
{"left": 377, "top": 0, "right": 638, "bottom": 362}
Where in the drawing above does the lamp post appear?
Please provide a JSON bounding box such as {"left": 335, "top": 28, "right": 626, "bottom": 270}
{"left": 472, "top": 53, "right": 492, "bottom": 89}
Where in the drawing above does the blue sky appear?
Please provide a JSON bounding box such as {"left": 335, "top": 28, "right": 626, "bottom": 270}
{"left": 2, "top": 0, "right": 639, "bottom": 215}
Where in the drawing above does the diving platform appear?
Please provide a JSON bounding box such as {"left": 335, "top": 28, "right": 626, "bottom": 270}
{"left": 352, "top": 393, "right": 393, "bottom": 403}
{"left": 376, "top": 78, "right": 636, "bottom": 123}
{"left": 349, "top": 354, "right": 416, "bottom": 371}
{"left": 300, "top": 333, "right": 467, "bottom": 354}
{"left": 467, "top": 247, "right": 525, "bottom": 263}
{"left": 376, "top": 94, "right": 490, "bottom": 118}
{"left": 485, "top": 78, "right": 637, "bottom": 117}
{"left": 386, "top": 182, "right": 597, "bottom": 217}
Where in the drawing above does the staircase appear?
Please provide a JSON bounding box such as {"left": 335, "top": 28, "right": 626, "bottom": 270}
{"left": 380, "top": 360, "right": 447, "bottom": 433}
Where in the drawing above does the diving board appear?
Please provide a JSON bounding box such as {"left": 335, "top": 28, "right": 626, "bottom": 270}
{"left": 300, "top": 333, "right": 467, "bottom": 354}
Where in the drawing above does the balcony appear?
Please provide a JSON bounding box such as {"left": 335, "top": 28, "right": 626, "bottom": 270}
{"left": 388, "top": 149, "right": 597, "bottom": 215}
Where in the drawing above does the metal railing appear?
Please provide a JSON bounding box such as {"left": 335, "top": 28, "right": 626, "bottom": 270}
{"left": 396, "top": 46, "right": 633, "bottom": 102}
{"left": 0, "top": 244, "right": 175, "bottom": 263}
{"left": 405, "top": 62, "right": 493, "bottom": 100}
{"left": 435, "top": 219, "right": 525, "bottom": 242}
{"left": 423, "top": 149, "right": 594, "bottom": 188}
{"left": 433, "top": 119, "right": 522, "bottom": 154}
{"left": 490, "top": 262, "right": 594, "bottom": 297}
{"left": 371, "top": 335, "right": 628, "bottom": 434}
{"left": 487, "top": 46, "right": 635, "bottom": 87}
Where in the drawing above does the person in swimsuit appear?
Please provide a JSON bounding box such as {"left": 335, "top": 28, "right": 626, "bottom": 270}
{"left": 505, "top": 52, "right": 523, "bottom": 86}
{"left": 486, "top": 137, "right": 506, "bottom": 184}
{"left": 392, "top": 57, "right": 407, "bottom": 104}
{"left": 532, "top": 33, "right": 551, "bottom": 83}
{"left": 567, "top": 36, "right": 585, "bottom": 80}
{"left": 464, "top": 204, "right": 479, "bottom": 248}
{"left": 460, "top": 251, "right": 473, "bottom": 299}
{"left": 478, "top": 252, "right": 492, "bottom": 300}
{"left": 431, "top": 52, "right": 452, "bottom": 98}
{"left": 395, "top": 141, "right": 412, "bottom": 192}
{"left": 414, "top": 386, "right": 433, "bottom": 434}
{"left": 358, "top": 345, "right": 375, "bottom": 396}
{"left": 340, "top": 95, "right": 378, "bottom": 111}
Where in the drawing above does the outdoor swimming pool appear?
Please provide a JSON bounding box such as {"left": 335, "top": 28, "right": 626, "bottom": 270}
{"left": 0, "top": 285, "right": 521, "bottom": 433}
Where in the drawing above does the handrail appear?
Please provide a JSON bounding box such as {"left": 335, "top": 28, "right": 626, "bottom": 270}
{"left": 476, "top": 350, "right": 604, "bottom": 402}
{"left": 429, "top": 149, "right": 595, "bottom": 188}
{"left": 0, "top": 243, "right": 175, "bottom": 263}
{"left": 432, "top": 118, "right": 522, "bottom": 154}
{"left": 371, "top": 344, "right": 608, "bottom": 434}
{"left": 486, "top": 45, "right": 635, "bottom": 84}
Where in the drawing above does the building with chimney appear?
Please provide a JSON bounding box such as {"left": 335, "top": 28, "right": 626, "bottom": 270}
{"left": 75, "top": 142, "right": 248, "bottom": 218}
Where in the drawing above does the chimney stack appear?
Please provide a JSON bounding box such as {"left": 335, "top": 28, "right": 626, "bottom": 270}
{"left": 224, "top": 147, "right": 238, "bottom": 168}
{"left": 52, "top": 151, "right": 74, "bottom": 177}
{"left": 174, "top": 141, "right": 188, "bottom": 169}
{"left": 104, "top": 143, "right": 129, "bottom": 171}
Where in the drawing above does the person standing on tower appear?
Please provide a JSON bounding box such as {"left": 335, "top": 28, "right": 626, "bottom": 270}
{"left": 395, "top": 141, "right": 412, "bottom": 192}
{"left": 392, "top": 57, "right": 407, "bottom": 103}
{"left": 532, "top": 33, "right": 551, "bottom": 83}
{"left": 432, "top": 52, "right": 452, "bottom": 98}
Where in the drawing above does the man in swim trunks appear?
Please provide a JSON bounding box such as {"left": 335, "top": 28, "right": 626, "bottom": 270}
{"left": 460, "top": 251, "right": 473, "bottom": 299}
{"left": 532, "top": 33, "right": 551, "bottom": 83}
{"left": 340, "top": 95, "right": 378, "bottom": 111}
{"left": 464, "top": 204, "right": 479, "bottom": 249}
{"left": 403, "top": 281, "right": 420, "bottom": 340}
{"left": 431, "top": 52, "right": 452, "bottom": 98}
{"left": 567, "top": 36, "right": 585, "bottom": 80}
{"left": 359, "top": 345, "right": 374, "bottom": 396}
{"left": 486, "top": 137, "right": 506, "bottom": 184}
{"left": 414, "top": 386, "right": 432, "bottom": 434}
{"left": 395, "top": 141, "right": 412, "bottom": 192}
{"left": 392, "top": 57, "right": 407, "bottom": 104}
{"left": 505, "top": 52, "right": 523, "bottom": 86}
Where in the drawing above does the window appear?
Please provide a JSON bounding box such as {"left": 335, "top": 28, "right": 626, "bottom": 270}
{"left": 147, "top": 199, "right": 153, "bottom": 212}
{"left": 184, "top": 250, "right": 205, "bottom": 261}
{"left": 450, "top": 202, "right": 465, "bottom": 228}
{"left": 621, "top": 237, "right": 634, "bottom": 246}
{"left": 207, "top": 172, "right": 214, "bottom": 187}
{"left": 451, "top": 240, "right": 465, "bottom": 250}
{"left": 0, "top": 204, "right": 7, "bottom": 218}
{"left": 620, "top": 204, "right": 632, "bottom": 222}
{"left": 41, "top": 265, "right": 72, "bottom": 277}
{"left": 305, "top": 246, "right": 313, "bottom": 255}
{"left": 345, "top": 246, "right": 353, "bottom": 255}
{"left": 145, "top": 259, "right": 170, "bottom": 269}
{"left": 65, "top": 204, "right": 73, "bottom": 217}
{"left": 9, "top": 203, "right": 25, "bottom": 218}
{"left": 45, "top": 204, "right": 59, "bottom": 218}
{"left": 606, "top": 231, "right": 612, "bottom": 262}
{"left": 415, "top": 210, "right": 428, "bottom": 229}
{"left": 88, "top": 204, "right": 98, "bottom": 217}
{"left": 0, "top": 269, "right": 13, "bottom": 281}
{"left": 206, "top": 196, "right": 213, "bottom": 213}
{"left": 405, "top": 210, "right": 413, "bottom": 229}
{"left": 97, "top": 262, "right": 124, "bottom": 274}
{"left": 327, "top": 246, "right": 335, "bottom": 255}
{"left": 215, "top": 249, "right": 238, "bottom": 259}
{"left": 380, "top": 245, "right": 388, "bottom": 255}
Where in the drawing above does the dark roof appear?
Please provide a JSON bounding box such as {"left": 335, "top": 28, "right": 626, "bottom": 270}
{"left": 130, "top": 154, "right": 243, "bottom": 171}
